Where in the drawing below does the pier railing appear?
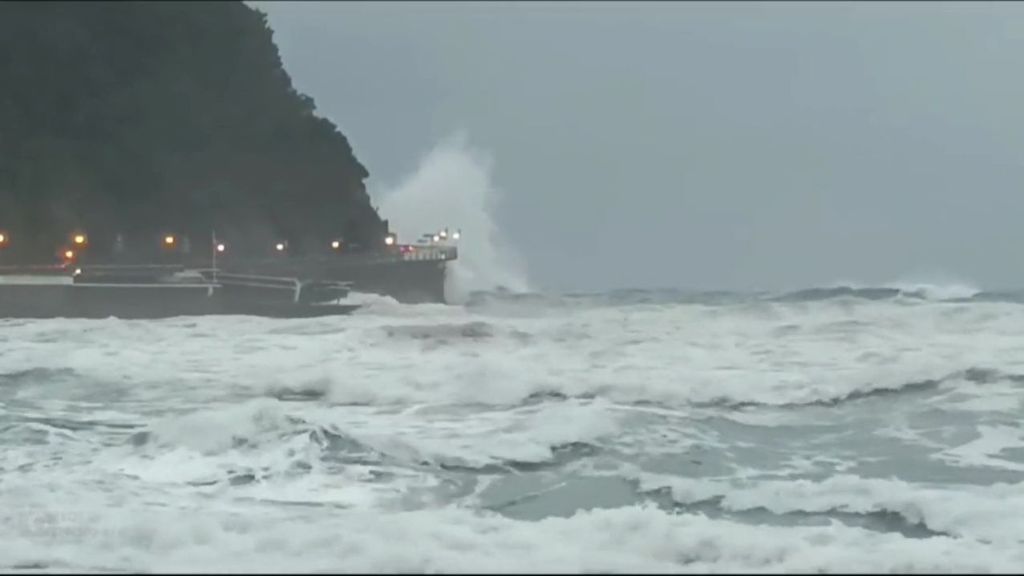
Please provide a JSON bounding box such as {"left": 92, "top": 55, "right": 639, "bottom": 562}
{"left": 0, "top": 245, "right": 457, "bottom": 275}
{"left": 398, "top": 245, "right": 458, "bottom": 262}
{"left": 217, "top": 244, "right": 457, "bottom": 269}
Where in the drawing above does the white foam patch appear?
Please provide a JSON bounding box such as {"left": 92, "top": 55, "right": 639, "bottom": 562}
{"left": 141, "top": 398, "right": 290, "bottom": 455}
{"left": 347, "top": 399, "right": 621, "bottom": 468}
{"left": 0, "top": 503, "right": 1021, "bottom": 573}
{"left": 344, "top": 290, "right": 403, "bottom": 309}
{"left": 936, "top": 425, "right": 1024, "bottom": 472}
{"left": 631, "top": 472, "right": 1024, "bottom": 544}
{"left": 4, "top": 296, "right": 1024, "bottom": 409}
{"left": 925, "top": 376, "right": 1024, "bottom": 414}
{"left": 127, "top": 397, "right": 617, "bottom": 471}
{"left": 873, "top": 424, "right": 949, "bottom": 450}
{"left": 0, "top": 396, "right": 621, "bottom": 524}
{"left": 885, "top": 282, "right": 981, "bottom": 301}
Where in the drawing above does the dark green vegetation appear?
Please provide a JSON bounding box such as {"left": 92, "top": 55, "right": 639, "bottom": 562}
{"left": 0, "top": 1, "right": 385, "bottom": 262}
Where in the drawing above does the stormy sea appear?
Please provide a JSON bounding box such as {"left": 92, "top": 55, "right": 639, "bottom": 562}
{"left": 2, "top": 283, "right": 1024, "bottom": 573}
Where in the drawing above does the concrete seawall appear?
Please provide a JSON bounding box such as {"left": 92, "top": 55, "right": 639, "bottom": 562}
{"left": 222, "top": 253, "right": 451, "bottom": 304}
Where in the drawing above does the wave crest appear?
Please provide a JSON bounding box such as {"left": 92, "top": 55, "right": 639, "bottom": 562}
{"left": 631, "top": 472, "right": 1024, "bottom": 544}
{"left": 772, "top": 282, "right": 983, "bottom": 303}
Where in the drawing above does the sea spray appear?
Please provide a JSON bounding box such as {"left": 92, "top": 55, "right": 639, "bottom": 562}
{"left": 375, "top": 133, "right": 530, "bottom": 303}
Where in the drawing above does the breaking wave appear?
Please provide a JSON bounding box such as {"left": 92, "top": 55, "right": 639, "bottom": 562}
{"left": 459, "top": 284, "right": 1024, "bottom": 309}
{"left": 629, "top": 472, "right": 1024, "bottom": 543}
{"left": 6, "top": 290, "right": 1024, "bottom": 572}
{"left": 771, "top": 282, "right": 985, "bottom": 303}
{"left": 3, "top": 504, "right": 1018, "bottom": 573}
{"left": 470, "top": 366, "right": 1024, "bottom": 410}
{"left": 374, "top": 133, "right": 531, "bottom": 303}
{"left": 7, "top": 300, "right": 1024, "bottom": 410}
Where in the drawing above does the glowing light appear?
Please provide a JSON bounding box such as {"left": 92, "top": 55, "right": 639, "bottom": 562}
{"left": 452, "top": 230, "right": 461, "bottom": 240}
{"left": 216, "top": 243, "right": 226, "bottom": 253}
{"left": 64, "top": 250, "right": 74, "bottom": 260}
{"left": 73, "top": 234, "right": 87, "bottom": 245}
{"left": 331, "top": 240, "right": 341, "bottom": 249}
{"left": 164, "top": 235, "right": 176, "bottom": 246}
{"left": 432, "top": 234, "right": 440, "bottom": 243}
{"left": 439, "top": 229, "right": 448, "bottom": 239}
{"left": 276, "top": 242, "right": 285, "bottom": 251}
{"left": 0, "top": 233, "right": 6, "bottom": 244}
{"left": 384, "top": 234, "right": 396, "bottom": 246}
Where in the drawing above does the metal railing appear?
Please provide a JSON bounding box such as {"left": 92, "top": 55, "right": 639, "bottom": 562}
{"left": 214, "top": 244, "right": 458, "bottom": 271}
{"left": 400, "top": 245, "right": 458, "bottom": 262}
{"left": 192, "top": 269, "right": 354, "bottom": 304}
{"left": 57, "top": 265, "right": 354, "bottom": 305}
{"left": 1, "top": 243, "right": 458, "bottom": 271}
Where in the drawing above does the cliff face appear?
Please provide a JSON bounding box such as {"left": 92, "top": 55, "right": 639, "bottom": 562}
{"left": 0, "top": 0, "right": 385, "bottom": 261}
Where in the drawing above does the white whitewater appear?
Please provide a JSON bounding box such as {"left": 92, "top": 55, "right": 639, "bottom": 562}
{"left": 375, "top": 134, "right": 531, "bottom": 303}
{"left": 3, "top": 291, "right": 1024, "bottom": 572}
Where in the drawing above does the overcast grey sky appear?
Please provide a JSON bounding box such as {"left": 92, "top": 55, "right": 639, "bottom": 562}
{"left": 254, "top": 1, "right": 1024, "bottom": 293}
